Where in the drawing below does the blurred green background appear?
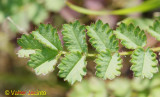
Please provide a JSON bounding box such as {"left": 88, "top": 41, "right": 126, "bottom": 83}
{"left": 0, "top": 0, "right": 160, "bottom": 97}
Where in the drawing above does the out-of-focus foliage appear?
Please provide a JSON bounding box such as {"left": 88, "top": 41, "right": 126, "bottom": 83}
{"left": 0, "top": 0, "right": 65, "bottom": 32}
{"left": 45, "top": 0, "right": 66, "bottom": 12}
{"left": 0, "top": 32, "right": 14, "bottom": 54}
{"left": 120, "top": 18, "right": 154, "bottom": 30}
{"left": 148, "top": 19, "right": 160, "bottom": 41}
{"left": 69, "top": 72, "right": 160, "bottom": 97}
{"left": 68, "top": 77, "right": 107, "bottom": 97}
{"left": 131, "top": 78, "right": 150, "bottom": 91}
{"left": 107, "top": 78, "right": 131, "bottom": 97}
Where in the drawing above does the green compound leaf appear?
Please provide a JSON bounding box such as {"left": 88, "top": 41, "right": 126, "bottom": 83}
{"left": 17, "top": 34, "right": 43, "bottom": 57}
{"left": 17, "top": 34, "right": 43, "bottom": 50}
{"left": 28, "top": 47, "right": 58, "bottom": 75}
{"left": 17, "top": 49, "right": 35, "bottom": 58}
{"left": 115, "top": 23, "right": 147, "bottom": 49}
{"left": 148, "top": 20, "right": 160, "bottom": 41}
{"left": 32, "top": 24, "right": 62, "bottom": 51}
{"left": 17, "top": 24, "right": 62, "bottom": 75}
{"left": 131, "top": 48, "right": 159, "bottom": 79}
{"left": 95, "top": 49, "right": 122, "bottom": 80}
{"left": 62, "top": 20, "right": 87, "bottom": 53}
{"left": 87, "top": 20, "right": 118, "bottom": 53}
{"left": 58, "top": 52, "right": 87, "bottom": 84}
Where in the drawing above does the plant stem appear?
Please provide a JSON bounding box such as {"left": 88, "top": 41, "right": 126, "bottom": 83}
{"left": 62, "top": 47, "right": 160, "bottom": 57}
{"left": 66, "top": 2, "right": 109, "bottom": 15}
{"left": 119, "top": 51, "right": 133, "bottom": 56}
{"left": 151, "top": 47, "right": 160, "bottom": 52}
{"left": 56, "top": 51, "right": 63, "bottom": 60}
{"left": 7, "top": 17, "right": 28, "bottom": 35}
{"left": 66, "top": 0, "right": 160, "bottom": 15}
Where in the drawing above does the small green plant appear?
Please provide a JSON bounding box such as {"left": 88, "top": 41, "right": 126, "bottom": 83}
{"left": 17, "top": 19, "right": 160, "bottom": 84}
